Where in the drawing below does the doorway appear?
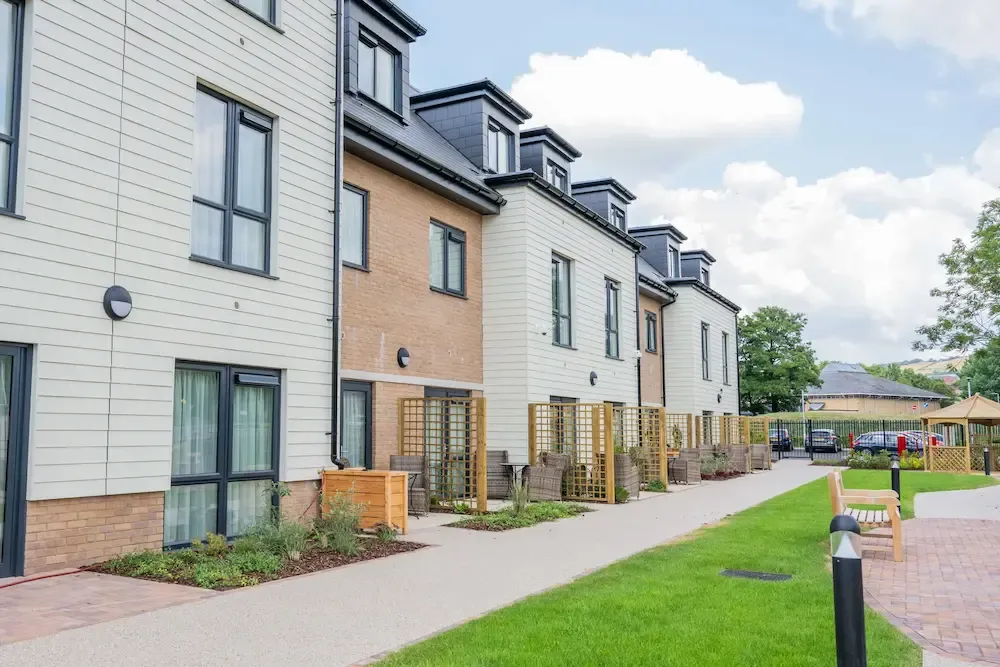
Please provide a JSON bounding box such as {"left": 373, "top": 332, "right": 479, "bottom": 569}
{"left": 0, "top": 343, "right": 30, "bottom": 578}
{"left": 341, "top": 381, "right": 372, "bottom": 469}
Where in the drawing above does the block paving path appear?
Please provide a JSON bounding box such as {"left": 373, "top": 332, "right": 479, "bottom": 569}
{"left": 864, "top": 518, "right": 1000, "bottom": 664}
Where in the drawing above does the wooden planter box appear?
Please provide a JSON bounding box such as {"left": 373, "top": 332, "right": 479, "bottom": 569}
{"left": 321, "top": 469, "right": 409, "bottom": 534}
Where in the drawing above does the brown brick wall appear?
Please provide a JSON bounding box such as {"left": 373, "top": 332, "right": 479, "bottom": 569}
{"left": 372, "top": 382, "right": 425, "bottom": 470}
{"left": 24, "top": 492, "right": 164, "bottom": 575}
{"left": 281, "top": 479, "right": 321, "bottom": 524}
{"left": 640, "top": 294, "right": 664, "bottom": 405}
{"left": 341, "top": 153, "right": 483, "bottom": 385}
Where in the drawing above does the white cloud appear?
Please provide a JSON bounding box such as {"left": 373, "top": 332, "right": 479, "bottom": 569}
{"left": 509, "top": 48, "right": 803, "bottom": 177}
{"left": 632, "top": 132, "right": 1000, "bottom": 362}
{"left": 801, "top": 0, "right": 1000, "bottom": 65}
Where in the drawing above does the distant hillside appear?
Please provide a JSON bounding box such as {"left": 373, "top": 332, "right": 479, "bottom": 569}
{"left": 899, "top": 357, "right": 966, "bottom": 375}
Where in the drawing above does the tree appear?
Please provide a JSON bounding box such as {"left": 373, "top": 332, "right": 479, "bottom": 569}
{"left": 862, "top": 363, "right": 957, "bottom": 406}
{"left": 914, "top": 199, "right": 1000, "bottom": 352}
{"left": 738, "top": 307, "right": 821, "bottom": 414}
{"left": 960, "top": 339, "right": 1000, "bottom": 400}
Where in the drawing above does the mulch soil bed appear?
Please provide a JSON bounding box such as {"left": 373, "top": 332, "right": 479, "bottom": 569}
{"left": 702, "top": 471, "right": 746, "bottom": 481}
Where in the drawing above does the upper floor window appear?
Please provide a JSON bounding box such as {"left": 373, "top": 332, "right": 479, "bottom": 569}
{"left": 722, "top": 331, "right": 731, "bottom": 385}
{"left": 610, "top": 205, "right": 626, "bottom": 231}
{"left": 547, "top": 161, "right": 568, "bottom": 192}
{"left": 429, "top": 220, "right": 465, "bottom": 297}
{"left": 359, "top": 33, "right": 398, "bottom": 112}
{"left": 645, "top": 312, "right": 657, "bottom": 353}
{"left": 342, "top": 184, "right": 368, "bottom": 269}
{"left": 701, "top": 322, "right": 710, "bottom": 380}
{"left": 551, "top": 253, "right": 572, "bottom": 347}
{"left": 488, "top": 122, "right": 511, "bottom": 174}
{"left": 605, "top": 279, "right": 621, "bottom": 359}
{"left": 701, "top": 267, "right": 711, "bottom": 287}
{"left": 192, "top": 87, "right": 273, "bottom": 274}
{"left": 0, "top": 0, "right": 23, "bottom": 214}
{"left": 229, "top": 0, "right": 276, "bottom": 25}
{"left": 667, "top": 246, "right": 680, "bottom": 278}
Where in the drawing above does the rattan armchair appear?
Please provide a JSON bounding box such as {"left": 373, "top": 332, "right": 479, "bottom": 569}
{"left": 390, "top": 455, "right": 430, "bottom": 516}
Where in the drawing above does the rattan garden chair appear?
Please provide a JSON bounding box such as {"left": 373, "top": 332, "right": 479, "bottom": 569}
{"left": 390, "top": 455, "right": 430, "bottom": 516}
{"left": 486, "top": 450, "right": 510, "bottom": 499}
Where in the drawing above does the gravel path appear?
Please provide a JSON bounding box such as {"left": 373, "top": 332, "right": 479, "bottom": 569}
{"left": 914, "top": 483, "right": 1000, "bottom": 520}
{"left": 0, "top": 460, "right": 827, "bottom": 667}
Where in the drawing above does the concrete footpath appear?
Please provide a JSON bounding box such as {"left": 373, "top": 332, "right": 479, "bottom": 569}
{"left": 0, "top": 460, "right": 827, "bottom": 667}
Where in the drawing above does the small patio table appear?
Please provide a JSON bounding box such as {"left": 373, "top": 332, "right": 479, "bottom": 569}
{"left": 499, "top": 462, "right": 529, "bottom": 495}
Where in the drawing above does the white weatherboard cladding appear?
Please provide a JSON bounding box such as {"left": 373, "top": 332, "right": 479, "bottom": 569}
{"left": 1, "top": 0, "right": 337, "bottom": 500}
{"left": 483, "top": 185, "right": 638, "bottom": 463}
{"left": 662, "top": 285, "right": 739, "bottom": 416}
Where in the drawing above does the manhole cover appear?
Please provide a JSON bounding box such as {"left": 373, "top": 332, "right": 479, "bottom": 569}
{"left": 720, "top": 569, "right": 791, "bottom": 582}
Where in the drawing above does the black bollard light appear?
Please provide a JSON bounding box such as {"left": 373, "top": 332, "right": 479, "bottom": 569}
{"left": 890, "top": 454, "right": 900, "bottom": 502}
{"left": 986, "top": 446, "right": 992, "bottom": 477}
{"left": 831, "top": 514, "right": 867, "bottom": 667}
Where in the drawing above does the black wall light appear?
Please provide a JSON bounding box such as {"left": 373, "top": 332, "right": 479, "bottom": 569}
{"left": 397, "top": 348, "right": 410, "bottom": 368}
{"left": 590, "top": 371, "right": 598, "bottom": 386}
{"left": 103, "top": 285, "right": 133, "bottom": 321}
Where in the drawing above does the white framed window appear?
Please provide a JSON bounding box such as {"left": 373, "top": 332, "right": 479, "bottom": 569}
{"left": 488, "top": 122, "right": 511, "bottom": 174}
{"left": 358, "top": 33, "right": 398, "bottom": 112}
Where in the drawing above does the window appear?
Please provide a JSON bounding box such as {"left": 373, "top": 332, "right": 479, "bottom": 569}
{"left": 701, "top": 267, "right": 711, "bottom": 286}
{"left": 0, "top": 343, "right": 30, "bottom": 578}
{"left": 192, "top": 87, "right": 273, "bottom": 274}
{"left": 429, "top": 221, "right": 465, "bottom": 296}
{"left": 341, "top": 381, "right": 372, "bottom": 468}
{"left": 547, "top": 160, "right": 568, "bottom": 192}
{"left": 229, "top": 0, "right": 276, "bottom": 24}
{"left": 551, "top": 254, "right": 572, "bottom": 347}
{"left": 0, "top": 0, "right": 23, "bottom": 214}
{"left": 610, "top": 205, "right": 626, "bottom": 231}
{"left": 605, "top": 279, "right": 621, "bottom": 359}
{"left": 358, "top": 33, "right": 398, "bottom": 111}
{"left": 667, "top": 246, "right": 680, "bottom": 278}
{"left": 549, "top": 396, "right": 577, "bottom": 454}
{"left": 166, "top": 364, "right": 280, "bottom": 547}
{"left": 342, "top": 184, "right": 367, "bottom": 269}
{"left": 487, "top": 122, "right": 511, "bottom": 174}
{"left": 701, "top": 322, "right": 710, "bottom": 380}
{"left": 722, "top": 332, "right": 731, "bottom": 385}
{"left": 645, "top": 311, "right": 658, "bottom": 353}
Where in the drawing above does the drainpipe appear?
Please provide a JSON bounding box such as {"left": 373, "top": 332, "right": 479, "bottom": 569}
{"left": 735, "top": 311, "right": 742, "bottom": 415}
{"left": 634, "top": 253, "right": 642, "bottom": 406}
{"left": 660, "top": 302, "right": 667, "bottom": 407}
{"left": 330, "top": 0, "right": 345, "bottom": 461}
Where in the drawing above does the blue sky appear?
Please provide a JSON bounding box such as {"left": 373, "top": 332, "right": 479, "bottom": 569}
{"left": 395, "top": 0, "right": 1000, "bottom": 363}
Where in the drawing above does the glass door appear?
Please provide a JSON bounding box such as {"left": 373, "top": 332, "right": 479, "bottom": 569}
{"left": 0, "top": 344, "right": 29, "bottom": 578}
{"left": 341, "top": 382, "right": 372, "bottom": 469}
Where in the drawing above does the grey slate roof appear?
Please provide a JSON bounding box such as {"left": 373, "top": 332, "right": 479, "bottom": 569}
{"left": 808, "top": 362, "right": 947, "bottom": 399}
{"left": 637, "top": 257, "right": 675, "bottom": 298}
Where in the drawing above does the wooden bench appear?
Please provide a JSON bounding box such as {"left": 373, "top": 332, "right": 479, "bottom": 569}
{"left": 827, "top": 471, "right": 903, "bottom": 562}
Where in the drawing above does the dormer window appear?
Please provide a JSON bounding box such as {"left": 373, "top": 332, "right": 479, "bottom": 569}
{"left": 546, "top": 161, "right": 568, "bottom": 192}
{"left": 610, "top": 204, "right": 626, "bottom": 231}
{"left": 701, "top": 268, "right": 710, "bottom": 286}
{"left": 667, "top": 246, "right": 680, "bottom": 278}
{"left": 358, "top": 32, "right": 398, "bottom": 112}
{"left": 487, "top": 121, "right": 511, "bottom": 174}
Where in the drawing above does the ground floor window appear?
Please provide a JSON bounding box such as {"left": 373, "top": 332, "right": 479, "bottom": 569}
{"left": 0, "top": 343, "right": 30, "bottom": 578}
{"left": 166, "top": 363, "right": 280, "bottom": 547}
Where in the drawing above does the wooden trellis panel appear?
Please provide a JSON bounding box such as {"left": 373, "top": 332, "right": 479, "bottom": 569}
{"left": 529, "top": 403, "right": 614, "bottom": 503}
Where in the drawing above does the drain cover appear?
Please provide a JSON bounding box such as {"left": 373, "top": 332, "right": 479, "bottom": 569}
{"left": 720, "top": 569, "right": 791, "bottom": 582}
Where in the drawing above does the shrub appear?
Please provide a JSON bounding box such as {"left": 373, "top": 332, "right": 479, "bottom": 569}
{"left": 700, "top": 458, "right": 719, "bottom": 476}
{"left": 614, "top": 486, "right": 630, "bottom": 503}
{"left": 192, "top": 560, "right": 256, "bottom": 589}
{"left": 191, "top": 532, "right": 229, "bottom": 558}
{"left": 102, "top": 550, "right": 182, "bottom": 580}
{"left": 509, "top": 481, "right": 530, "bottom": 516}
{"left": 314, "top": 487, "right": 365, "bottom": 556}
{"left": 243, "top": 518, "right": 310, "bottom": 561}
{"left": 847, "top": 450, "right": 899, "bottom": 470}
{"left": 224, "top": 549, "right": 282, "bottom": 575}
{"left": 452, "top": 502, "right": 471, "bottom": 515}
{"left": 373, "top": 523, "right": 397, "bottom": 544}
{"left": 646, "top": 479, "right": 667, "bottom": 492}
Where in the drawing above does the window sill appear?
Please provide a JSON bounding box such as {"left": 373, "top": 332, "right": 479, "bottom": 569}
{"left": 224, "top": 0, "right": 285, "bottom": 33}
{"left": 190, "top": 255, "right": 279, "bottom": 280}
{"left": 552, "top": 342, "right": 576, "bottom": 350}
{"left": 645, "top": 348, "right": 658, "bottom": 354}
{"left": 606, "top": 355, "right": 624, "bottom": 362}
{"left": 344, "top": 262, "right": 370, "bottom": 273}
{"left": 430, "top": 286, "right": 467, "bottom": 300}
{"left": 0, "top": 209, "right": 25, "bottom": 220}
{"left": 356, "top": 91, "right": 405, "bottom": 124}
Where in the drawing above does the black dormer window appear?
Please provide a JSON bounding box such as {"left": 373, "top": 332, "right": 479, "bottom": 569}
{"left": 610, "top": 204, "right": 626, "bottom": 231}
{"left": 667, "top": 246, "right": 680, "bottom": 278}
{"left": 358, "top": 31, "right": 398, "bottom": 112}
{"left": 488, "top": 121, "right": 511, "bottom": 173}
{"left": 701, "top": 267, "right": 710, "bottom": 287}
{"left": 547, "top": 160, "right": 568, "bottom": 193}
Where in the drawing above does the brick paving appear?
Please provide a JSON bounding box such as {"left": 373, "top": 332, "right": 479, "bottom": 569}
{"left": 863, "top": 519, "right": 1000, "bottom": 664}
{"left": 0, "top": 571, "right": 216, "bottom": 645}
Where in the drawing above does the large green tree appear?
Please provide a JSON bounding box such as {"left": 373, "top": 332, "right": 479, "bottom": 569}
{"left": 862, "top": 363, "right": 957, "bottom": 406}
{"left": 959, "top": 339, "right": 1000, "bottom": 400}
{"left": 914, "top": 199, "right": 1000, "bottom": 352}
{"left": 738, "top": 307, "right": 820, "bottom": 414}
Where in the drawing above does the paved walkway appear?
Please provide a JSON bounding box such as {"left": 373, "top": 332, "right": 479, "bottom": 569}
{"left": 914, "top": 483, "right": 1000, "bottom": 520}
{"left": 0, "top": 460, "right": 826, "bottom": 667}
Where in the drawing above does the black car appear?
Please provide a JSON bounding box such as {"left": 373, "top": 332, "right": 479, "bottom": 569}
{"left": 852, "top": 431, "right": 923, "bottom": 455}
{"left": 769, "top": 428, "right": 792, "bottom": 451}
{"left": 807, "top": 429, "right": 840, "bottom": 453}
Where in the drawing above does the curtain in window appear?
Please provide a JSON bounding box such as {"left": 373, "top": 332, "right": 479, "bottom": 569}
{"left": 0, "top": 354, "right": 10, "bottom": 548}
{"left": 341, "top": 390, "right": 367, "bottom": 468}
{"left": 232, "top": 384, "right": 273, "bottom": 473}
{"left": 342, "top": 188, "right": 364, "bottom": 266}
{"left": 240, "top": 0, "right": 270, "bottom": 18}
{"left": 231, "top": 215, "right": 266, "bottom": 270}
{"left": 164, "top": 483, "right": 217, "bottom": 544}
{"left": 0, "top": 2, "right": 14, "bottom": 139}
{"left": 191, "top": 204, "right": 224, "bottom": 261}
{"left": 193, "top": 91, "right": 226, "bottom": 204}
{"left": 495, "top": 131, "right": 508, "bottom": 173}
{"left": 359, "top": 41, "right": 375, "bottom": 98}
{"left": 429, "top": 225, "right": 445, "bottom": 288}
{"left": 447, "top": 237, "right": 462, "bottom": 291}
{"left": 227, "top": 479, "right": 269, "bottom": 537}
{"left": 172, "top": 369, "right": 219, "bottom": 476}
{"left": 237, "top": 124, "right": 267, "bottom": 213}
{"left": 375, "top": 47, "right": 395, "bottom": 109}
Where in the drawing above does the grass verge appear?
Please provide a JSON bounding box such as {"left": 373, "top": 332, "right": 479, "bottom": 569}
{"left": 449, "top": 502, "right": 591, "bottom": 531}
{"left": 378, "top": 471, "right": 994, "bottom": 667}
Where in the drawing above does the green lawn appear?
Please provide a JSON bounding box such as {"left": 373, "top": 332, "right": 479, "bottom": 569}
{"left": 377, "top": 471, "right": 997, "bottom": 667}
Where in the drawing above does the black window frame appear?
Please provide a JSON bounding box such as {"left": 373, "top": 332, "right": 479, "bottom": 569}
{"left": 0, "top": 342, "right": 30, "bottom": 578}
{"left": 487, "top": 121, "right": 512, "bottom": 174}
{"left": 546, "top": 160, "right": 568, "bottom": 192}
{"left": 340, "top": 380, "right": 373, "bottom": 469}
{"left": 0, "top": 0, "right": 24, "bottom": 216}
{"left": 701, "top": 267, "right": 711, "bottom": 286}
{"left": 605, "top": 278, "right": 621, "bottom": 360}
{"left": 701, "top": 322, "right": 711, "bottom": 380}
{"left": 357, "top": 29, "right": 401, "bottom": 114}
{"left": 226, "top": 0, "right": 278, "bottom": 27}
{"left": 342, "top": 182, "right": 369, "bottom": 270}
{"left": 551, "top": 253, "right": 573, "bottom": 348}
{"left": 191, "top": 85, "right": 274, "bottom": 277}
{"left": 667, "top": 245, "right": 680, "bottom": 278}
{"left": 645, "top": 311, "right": 658, "bottom": 353}
{"left": 610, "top": 204, "right": 626, "bottom": 231}
{"left": 722, "top": 331, "right": 731, "bottom": 385}
{"left": 166, "top": 362, "right": 281, "bottom": 549}
{"left": 429, "top": 219, "right": 466, "bottom": 297}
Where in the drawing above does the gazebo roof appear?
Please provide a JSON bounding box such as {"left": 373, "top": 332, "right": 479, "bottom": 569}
{"left": 922, "top": 394, "right": 1000, "bottom": 424}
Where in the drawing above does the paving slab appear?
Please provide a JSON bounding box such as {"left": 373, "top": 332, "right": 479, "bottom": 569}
{"left": 914, "top": 484, "right": 1000, "bottom": 520}
{"left": 0, "top": 461, "right": 826, "bottom": 667}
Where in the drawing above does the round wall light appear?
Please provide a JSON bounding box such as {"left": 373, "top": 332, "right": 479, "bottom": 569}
{"left": 397, "top": 348, "right": 410, "bottom": 368}
{"left": 103, "top": 285, "right": 133, "bottom": 321}
{"left": 590, "top": 371, "right": 598, "bottom": 386}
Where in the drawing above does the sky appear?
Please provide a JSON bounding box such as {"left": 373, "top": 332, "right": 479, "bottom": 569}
{"left": 396, "top": 0, "right": 1000, "bottom": 364}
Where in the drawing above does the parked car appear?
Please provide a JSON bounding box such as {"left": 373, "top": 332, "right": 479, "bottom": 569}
{"left": 852, "top": 431, "right": 924, "bottom": 455}
{"left": 902, "top": 430, "right": 941, "bottom": 448}
{"left": 807, "top": 429, "right": 840, "bottom": 453}
{"left": 769, "top": 428, "right": 792, "bottom": 451}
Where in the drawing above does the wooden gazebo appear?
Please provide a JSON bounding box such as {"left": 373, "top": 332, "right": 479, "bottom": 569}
{"left": 921, "top": 394, "right": 1000, "bottom": 473}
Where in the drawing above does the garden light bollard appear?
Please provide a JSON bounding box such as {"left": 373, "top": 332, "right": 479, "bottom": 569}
{"left": 831, "top": 514, "right": 867, "bottom": 667}
{"left": 891, "top": 454, "right": 900, "bottom": 501}
{"left": 986, "top": 446, "right": 992, "bottom": 477}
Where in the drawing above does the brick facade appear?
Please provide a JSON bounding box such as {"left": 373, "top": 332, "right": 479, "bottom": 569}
{"left": 639, "top": 294, "right": 664, "bottom": 405}
{"left": 282, "top": 479, "right": 322, "bottom": 524}
{"left": 24, "top": 493, "right": 164, "bottom": 575}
